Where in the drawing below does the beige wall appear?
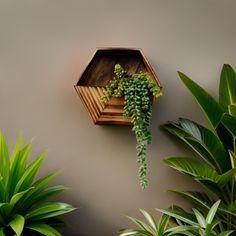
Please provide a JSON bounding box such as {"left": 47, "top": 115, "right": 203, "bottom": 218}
{"left": 0, "top": 0, "right": 236, "bottom": 235}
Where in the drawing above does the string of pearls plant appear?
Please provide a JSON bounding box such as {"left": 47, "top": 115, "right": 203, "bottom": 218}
{"left": 101, "top": 64, "right": 162, "bottom": 189}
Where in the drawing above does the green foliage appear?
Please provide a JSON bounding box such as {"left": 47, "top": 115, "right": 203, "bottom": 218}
{"left": 0, "top": 133, "right": 75, "bottom": 236}
{"left": 119, "top": 64, "right": 236, "bottom": 235}
{"left": 161, "top": 64, "right": 236, "bottom": 233}
{"left": 119, "top": 201, "right": 233, "bottom": 236}
{"left": 101, "top": 64, "right": 162, "bottom": 189}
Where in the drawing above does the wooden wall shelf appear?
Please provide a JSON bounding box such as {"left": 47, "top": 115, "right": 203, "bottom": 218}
{"left": 74, "top": 47, "right": 161, "bottom": 125}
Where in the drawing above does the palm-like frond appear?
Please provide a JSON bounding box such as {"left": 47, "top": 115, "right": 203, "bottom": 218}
{"left": 0, "top": 133, "right": 75, "bottom": 235}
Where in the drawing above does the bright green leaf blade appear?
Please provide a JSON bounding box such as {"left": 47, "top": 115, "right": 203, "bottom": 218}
{"left": 219, "top": 114, "right": 236, "bottom": 152}
{"left": 26, "top": 223, "right": 62, "bottom": 236}
{"left": 0, "top": 132, "right": 10, "bottom": 193}
{"left": 164, "top": 157, "right": 220, "bottom": 183}
{"left": 119, "top": 229, "right": 153, "bottom": 236}
{"left": 206, "top": 200, "right": 221, "bottom": 224}
{"left": 26, "top": 202, "right": 75, "bottom": 221}
{"left": 192, "top": 208, "right": 206, "bottom": 228}
{"left": 14, "top": 152, "right": 46, "bottom": 194}
{"left": 157, "top": 206, "right": 198, "bottom": 226}
{"left": 9, "top": 214, "right": 24, "bottom": 236}
{"left": 13, "top": 171, "right": 61, "bottom": 213}
{"left": 126, "top": 216, "right": 154, "bottom": 234}
{"left": 178, "top": 71, "right": 223, "bottom": 128}
{"left": 170, "top": 191, "right": 212, "bottom": 213}
{"left": 9, "top": 142, "right": 31, "bottom": 198}
{"left": 165, "top": 225, "right": 198, "bottom": 235}
{"left": 157, "top": 213, "right": 169, "bottom": 235}
{"left": 139, "top": 209, "right": 157, "bottom": 232}
{"left": 219, "top": 64, "right": 236, "bottom": 116}
{"left": 163, "top": 118, "right": 230, "bottom": 173}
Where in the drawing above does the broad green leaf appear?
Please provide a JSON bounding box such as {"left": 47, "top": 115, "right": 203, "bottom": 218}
{"left": 26, "top": 202, "right": 74, "bottom": 221}
{"left": 192, "top": 208, "right": 206, "bottom": 228}
{"left": 14, "top": 152, "right": 46, "bottom": 194}
{"left": 26, "top": 223, "right": 61, "bottom": 236}
{"left": 206, "top": 200, "right": 221, "bottom": 224}
{"left": 170, "top": 191, "right": 212, "bottom": 213}
{"left": 164, "top": 157, "right": 219, "bottom": 183}
{"left": 163, "top": 118, "right": 230, "bottom": 173}
{"left": 139, "top": 209, "right": 157, "bottom": 232}
{"left": 9, "top": 214, "right": 24, "bottom": 236}
{"left": 178, "top": 72, "right": 223, "bottom": 128}
{"left": 157, "top": 206, "right": 198, "bottom": 226}
{"left": 219, "top": 64, "right": 236, "bottom": 116}
{"left": 218, "top": 114, "right": 236, "bottom": 152}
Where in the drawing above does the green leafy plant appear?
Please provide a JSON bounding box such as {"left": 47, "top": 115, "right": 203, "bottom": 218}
{"left": 161, "top": 64, "right": 236, "bottom": 233}
{"left": 0, "top": 133, "right": 75, "bottom": 236}
{"left": 119, "top": 200, "right": 233, "bottom": 236}
{"left": 101, "top": 64, "right": 162, "bottom": 189}
{"left": 119, "top": 64, "right": 236, "bottom": 235}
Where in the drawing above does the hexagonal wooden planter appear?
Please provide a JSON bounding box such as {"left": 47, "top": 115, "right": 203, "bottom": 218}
{"left": 74, "top": 47, "right": 161, "bottom": 125}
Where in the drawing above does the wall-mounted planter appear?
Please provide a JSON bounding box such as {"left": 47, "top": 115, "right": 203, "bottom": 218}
{"left": 74, "top": 47, "right": 161, "bottom": 125}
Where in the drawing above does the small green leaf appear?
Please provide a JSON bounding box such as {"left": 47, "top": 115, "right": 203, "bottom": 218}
{"left": 9, "top": 214, "right": 24, "bottom": 236}
{"left": 26, "top": 223, "right": 62, "bottom": 236}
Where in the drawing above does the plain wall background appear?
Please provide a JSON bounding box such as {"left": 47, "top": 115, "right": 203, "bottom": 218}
{"left": 0, "top": 0, "right": 236, "bottom": 235}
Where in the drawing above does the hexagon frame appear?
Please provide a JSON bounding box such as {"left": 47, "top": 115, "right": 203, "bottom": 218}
{"left": 74, "top": 47, "right": 161, "bottom": 125}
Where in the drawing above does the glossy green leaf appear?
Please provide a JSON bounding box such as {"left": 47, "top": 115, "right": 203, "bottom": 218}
{"left": 163, "top": 118, "right": 230, "bottom": 173}
{"left": 170, "top": 191, "right": 212, "bottom": 213}
{"left": 157, "top": 205, "right": 198, "bottom": 226}
{"left": 14, "top": 152, "right": 46, "bottom": 194}
{"left": 218, "top": 114, "right": 236, "bottom": 152}
{"left": 9, "top": 214, "right": 24, "bottom": 236}
{"left": 126, "top": 216, "right": 154, "bottom": 235}
{"left": 192, "top": 208, "right": 206, "bottom": 228}
{"left": 178, "top": 72, "right": 223, "bottom": 128}
{"left": 26, "top": 202, "right": 74, "bottom": 221}
{"left": 206, "top": 200, "right": 221, "bottom": 224}
{"left": 157, "top": 213, "right": 169, "bottom": 235}
{"left": 219, "top": 64, "right": 236, "bottom": 116}
{"left": 139, "top": 209, "right": 157, "bottom": 232}
{"left": 0, "top": 133, "right": 9, "bottom": 194}
{"left": 26, "top": 223, "right": 62, "bottom": 236}
{"left": 9, "top": 142, "right": 31, "bottom": 197}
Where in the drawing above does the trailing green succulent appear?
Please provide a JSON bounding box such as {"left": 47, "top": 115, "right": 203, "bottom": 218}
{"left": 101, "top": 64, "right": 162, "bottom": 189}
{"left": 119, "top": 64, "right": 236, "bottom": 235}
{"left": 0, "top": 133, "right": 75, "bottom": 236}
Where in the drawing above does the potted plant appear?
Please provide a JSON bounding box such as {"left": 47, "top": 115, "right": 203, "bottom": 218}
{"left": 0, "top": 133, "right": 75, "bottom": 236}
{"left": 119, "top": 64, "right": 236, "bottom": 234}
{"left": 101, "top": 64, "right": 162, "bottom": 189}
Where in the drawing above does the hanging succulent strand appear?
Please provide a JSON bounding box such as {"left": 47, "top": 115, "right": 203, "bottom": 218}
{"left": 101, "top": 64, "right": 162, "bottom": 189}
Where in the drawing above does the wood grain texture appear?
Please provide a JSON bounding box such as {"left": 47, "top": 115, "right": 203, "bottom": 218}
{"left": 74, "top": 48, "right": 161, "bottom": 125}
